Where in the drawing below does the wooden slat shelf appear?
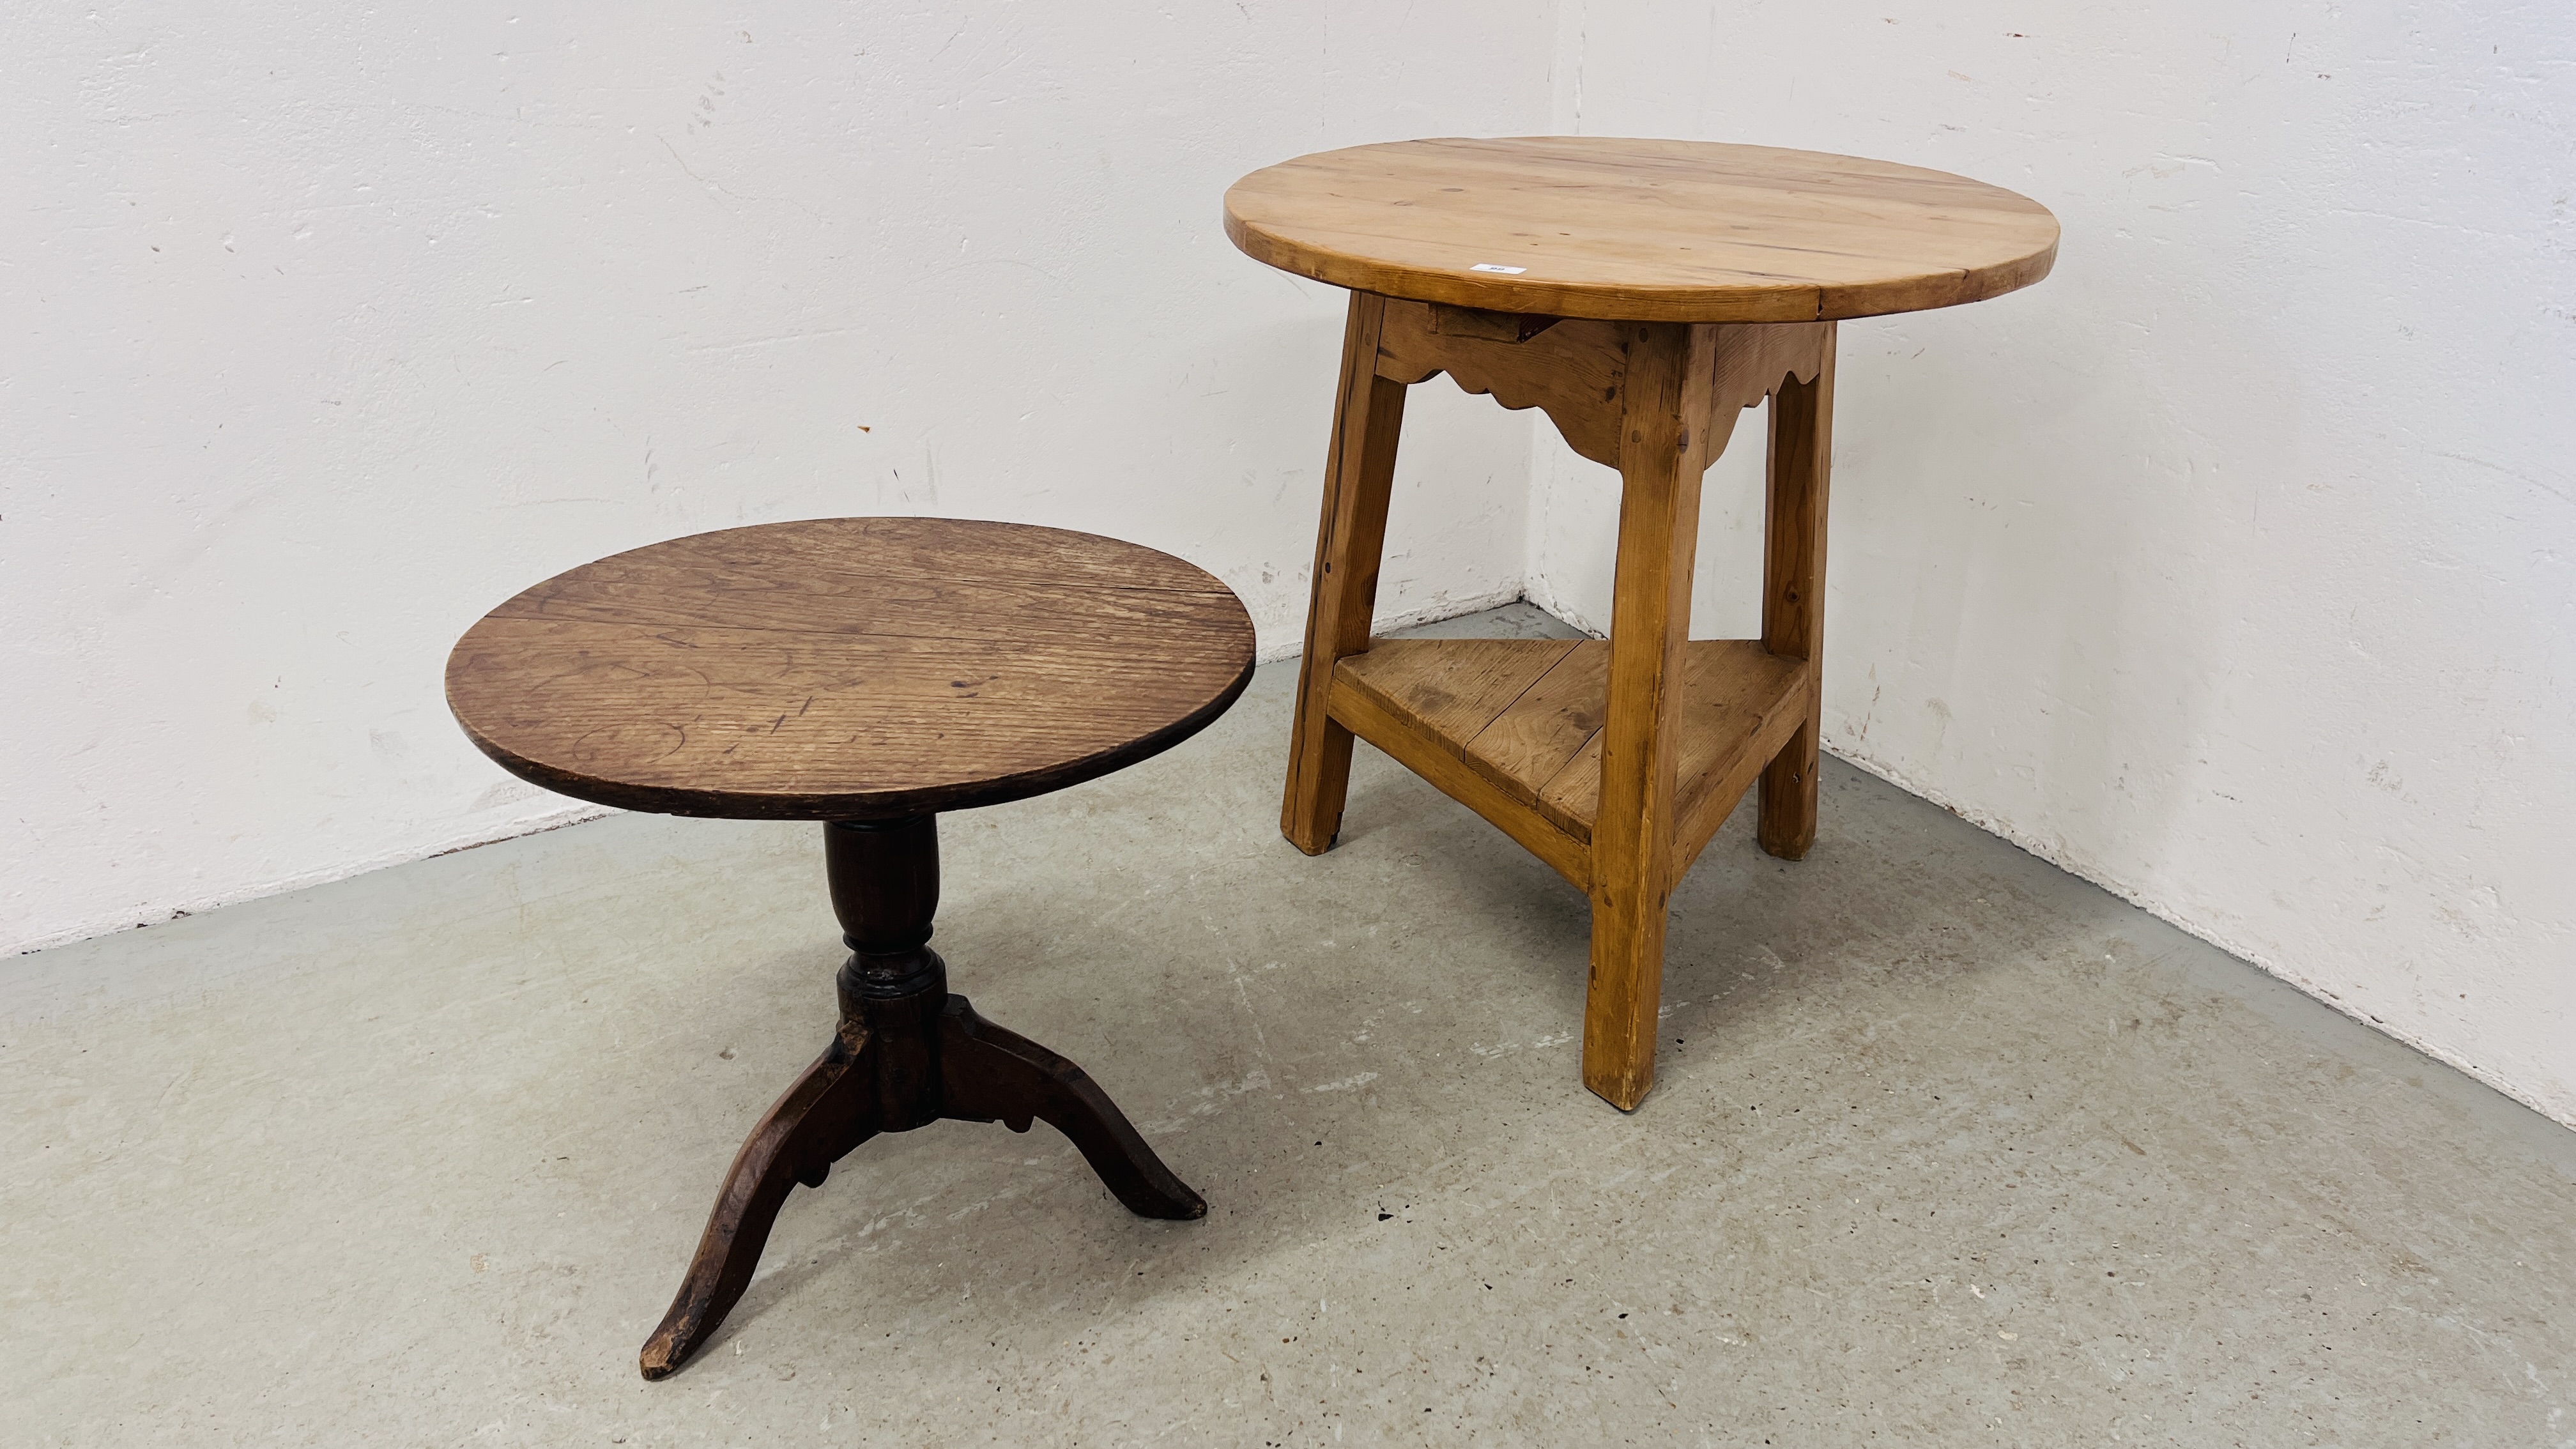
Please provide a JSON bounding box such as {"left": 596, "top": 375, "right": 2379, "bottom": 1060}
{"left": 1329, "top": 636, "right": 1809, "bottom": 889}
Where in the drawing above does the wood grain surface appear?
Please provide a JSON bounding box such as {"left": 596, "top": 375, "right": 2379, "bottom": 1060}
{"left": 1757, "top": 330, "right": 1838, "bottom": 862}
{"left": 446, "top": 518, "right": 1255, "bottom": 820}
{"left": 1374, "top": 301, "right": 1632, "bottom": 468}
{"left": 1280, "top": 291, "right": 1408, "bottom": 854}
{"left": 1331, "top": 637, "right": 1804, "bottom": 863}
{"left": 1581, "top": 322, "right": 1719, "bottom": 1109}
{"left": 1226, "top": 136, "right": 2058, "bottom": 323}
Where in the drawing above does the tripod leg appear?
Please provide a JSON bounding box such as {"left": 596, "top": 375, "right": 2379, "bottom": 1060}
{"left": 937, "top": 997, "right": 1206, "bottom": 1220}
{"left": 638, "top": 1022, "right": 880, "bottom": 1380}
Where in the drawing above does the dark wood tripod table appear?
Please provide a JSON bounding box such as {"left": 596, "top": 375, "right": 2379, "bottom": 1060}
{"left": 443, "top": 518, "right": 1254, "bottom": 1379}
{"left": 1227, "top": 138, "right": 2057, "bottom": 1110}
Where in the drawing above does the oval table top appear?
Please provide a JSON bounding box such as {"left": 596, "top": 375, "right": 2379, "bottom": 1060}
{"left": 1225, "top": 136, "right": 2058, "bottom": 323}
{"left": 445, "top": 518, "right": 1255, "bottom": 820}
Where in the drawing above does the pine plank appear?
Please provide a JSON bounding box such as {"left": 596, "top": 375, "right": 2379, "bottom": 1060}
{"left": 1281, "top": 291, "right": 1407, "bottom": 854}
{"left": 1326, "top": 636, "right": 1807, "bottom": 863}
{"left": 1331, "top": 638, "right": 1581, "bottom": 765}
{"left": 1227, "top": 137, "right": 2058, "bottom": 323}
{"left": 1325, "top": 676, "right": 1591, "bottom": 889}
{"left": 1758, "top": 332, "right": 1837, "bottom": 860}
{"left": 1460, "top": 644, "right": 1610, "bottom": 813}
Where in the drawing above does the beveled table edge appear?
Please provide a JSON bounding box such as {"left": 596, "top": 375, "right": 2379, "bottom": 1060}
{"left": 1223, "top": 135, "right": 2060, "bottom": 323}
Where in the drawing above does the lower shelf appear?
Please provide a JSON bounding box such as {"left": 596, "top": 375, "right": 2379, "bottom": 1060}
{"left": 1329, "top": 636, "right": 1810, "bottom": 887}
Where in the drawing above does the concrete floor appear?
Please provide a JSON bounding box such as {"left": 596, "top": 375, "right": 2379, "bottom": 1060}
{"left": 8, "top": 604, "right": 2573, "bottom": 1446}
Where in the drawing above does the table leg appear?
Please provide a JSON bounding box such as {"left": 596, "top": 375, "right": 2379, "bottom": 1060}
{"left": 1282, "top": 291, "right": 1407, "bottom": 854}
{"left": 1583, "top": 324, "right": 1719, "bottom": 1112}
{"left": 638, "top": 818, "right": 1201, "bottom": 1380}
{"left": 636, "top": 1017, "right": 880, "bottom": 1381}
{"left": 1758, "top": 326, "right": 1836, "bottom": 860}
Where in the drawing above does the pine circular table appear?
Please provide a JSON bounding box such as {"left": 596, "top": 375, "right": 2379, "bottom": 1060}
{"left": 444, "top": 517, "right": 1255, "bottom": 1379}
{"left": 1225, "top": 137, "right": 2058, "bottom": 1111}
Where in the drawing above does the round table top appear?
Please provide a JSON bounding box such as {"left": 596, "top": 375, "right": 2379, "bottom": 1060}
{"left": 1225, "top": 136, "right": 2058, "bottom": 323}
{"left": 445, "top": 518, "right": 1255, "bottom": 820}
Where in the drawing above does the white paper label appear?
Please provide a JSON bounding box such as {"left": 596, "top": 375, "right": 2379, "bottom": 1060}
{"left": 1468, "top": 263, "right": 1528, "bottom": 275}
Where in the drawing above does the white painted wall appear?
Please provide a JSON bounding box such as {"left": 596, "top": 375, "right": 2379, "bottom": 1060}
{"left": 1, "top": 3, "right": 1551, "bottom": 954}
{"left": 13, "top": 1, "right": 2570, "bottom": 1130}
{"left": 1528, "top": 2, "right": 2576, "bottom": 1124}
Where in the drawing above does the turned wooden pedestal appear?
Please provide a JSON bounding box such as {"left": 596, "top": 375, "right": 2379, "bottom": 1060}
{"left": 444, "top": 518, "right": 1255, "bottom": 1377}
{"left": 632, "top": 814, "right": 1209, "bottom": 1380}
{"left": 1225, "top": 138, "right": 2058, "bottom": 1110}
